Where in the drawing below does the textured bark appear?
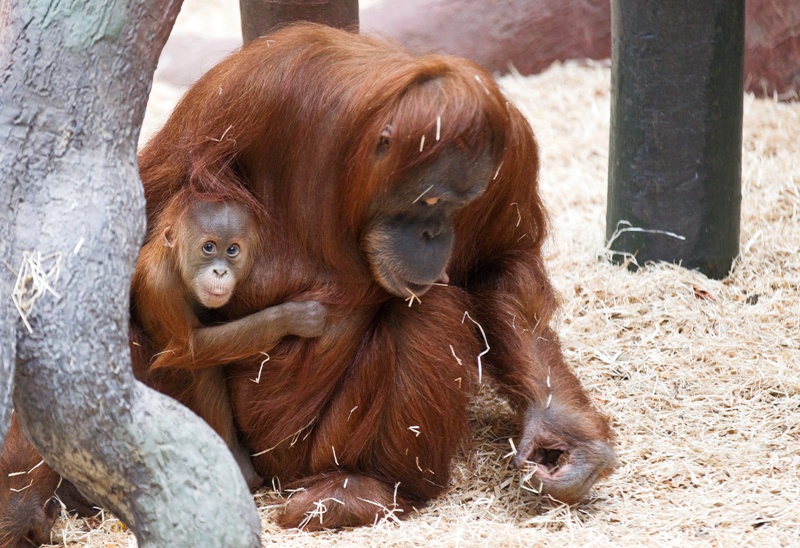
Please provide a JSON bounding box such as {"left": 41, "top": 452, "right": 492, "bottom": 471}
{"left": 0, "top": 0, "right": 259, "bottom": 545}
{"left": 0, "top": 159, "right": 12, "bottom": 447}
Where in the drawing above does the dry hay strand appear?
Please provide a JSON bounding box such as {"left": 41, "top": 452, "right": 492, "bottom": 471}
{"left": 11, "top": 251, "right": 62, "bottom": 333}
{"left": 47, "top": 507, "right": 132, "bottom": 548}
{"left": 49, "top": 58, "right": 799, "bottom": 547}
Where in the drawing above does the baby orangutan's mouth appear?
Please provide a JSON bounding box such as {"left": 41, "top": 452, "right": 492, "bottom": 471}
{"left": 197, "top": 281, "right": 234, "bottom": 309}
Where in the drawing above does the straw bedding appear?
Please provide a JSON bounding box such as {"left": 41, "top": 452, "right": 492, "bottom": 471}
{"left": 43, "top": 8, "right": 799, "bottom": 548}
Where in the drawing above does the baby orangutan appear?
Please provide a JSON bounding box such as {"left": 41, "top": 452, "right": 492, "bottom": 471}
{"left": 132, "top": 190, "right": 326, "bottom": 488}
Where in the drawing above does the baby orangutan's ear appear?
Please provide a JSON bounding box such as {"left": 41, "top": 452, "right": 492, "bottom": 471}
{"left": 162, "top": 226, "right": 176, "bottom": 248}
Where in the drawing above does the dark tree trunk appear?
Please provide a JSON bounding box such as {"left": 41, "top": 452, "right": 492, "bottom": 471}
{"left": 240, "top": 0, "right": 359, "bottom": 44}
{"left": 0, "top": 0, "right": 260, "bottom": 544}
{"left": 606, "top": 0, "right": 744, "bottom": 279}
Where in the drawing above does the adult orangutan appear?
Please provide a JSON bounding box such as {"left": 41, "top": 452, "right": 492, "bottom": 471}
{"left": 136, "top": 22, "right": 616, "bottom": 529}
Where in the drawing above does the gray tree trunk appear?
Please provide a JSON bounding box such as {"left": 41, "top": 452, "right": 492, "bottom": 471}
{"left": 0, "top": 1, "right": 260, "bottom": 545}
{"left": 0, "top": 169, "right": 13, "bottom": 448}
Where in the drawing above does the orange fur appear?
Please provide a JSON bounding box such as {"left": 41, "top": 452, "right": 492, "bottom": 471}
{"left": 134, "top": 23, "right": 615, "bottom": 528}
{"left": 0, "top": 415, "right": 61, "bottom": 547}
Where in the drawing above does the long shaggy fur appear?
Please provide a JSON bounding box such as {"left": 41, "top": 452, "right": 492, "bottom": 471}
{"left": 0, "top": 415, "right": 61, "bottom": 547}
{"left": 135, "top": 23, "right": 614, "bottom": 528}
